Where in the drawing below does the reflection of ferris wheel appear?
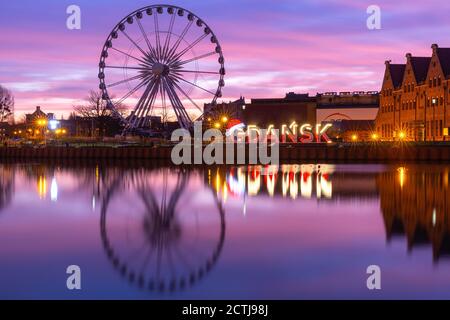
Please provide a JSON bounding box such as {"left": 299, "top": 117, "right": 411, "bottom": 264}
{"left": 98, "top": 5, "right": 225, "bottom": 134}
{"left": 100, "top": 169, "right": 225, "bottom": 293}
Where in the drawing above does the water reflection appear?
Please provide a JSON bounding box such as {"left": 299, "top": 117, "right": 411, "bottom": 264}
{"left": 100, "top": 167, "right": 225, "bottom": 293}
{"left": 379, "top": 166, "right": 450, "bottom": 262}
{"left": 1, "top": 161, "right": 450, "bottom": 297}
{"left": 209, "top": 164, "right": 382, "bottom": 202}
{"left": 0, "top": 164, "right": 14, "bottom": 212}
{"left": 210, "top": 164, "right": 335, "bottom": 201}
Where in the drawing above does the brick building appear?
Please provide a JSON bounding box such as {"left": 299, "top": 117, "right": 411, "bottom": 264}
{"left": 376, "top": 44, "right": 450, "bottom": 141}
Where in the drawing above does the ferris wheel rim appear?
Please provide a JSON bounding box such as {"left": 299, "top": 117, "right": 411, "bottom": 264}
{"left": 98, "top": 4, "right": 225, "bottom": 133}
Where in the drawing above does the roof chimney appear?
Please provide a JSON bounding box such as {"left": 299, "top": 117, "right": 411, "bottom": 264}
{"left": 384, "top": 60, "right": 392, "bottom": 66}
{"left": 36, "top": 106, "right": 41, "bottom": 111}
{"left": 405, "top": 53, "right": 412, "bottom": 60}
{"left": 432, "top": 43, "right": 439, "bottom": 54}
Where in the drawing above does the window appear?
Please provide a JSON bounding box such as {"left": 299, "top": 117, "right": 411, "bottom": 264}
{"left": 438, "top": 77, "right": 442, "bottom": 86}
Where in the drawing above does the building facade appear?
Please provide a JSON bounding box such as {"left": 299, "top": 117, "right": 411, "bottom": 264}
{"left": 243, "top": 92, "right": 316, "bottom": 128}
{"left": 376, "top": 44, "right": 450, "bottom": 141}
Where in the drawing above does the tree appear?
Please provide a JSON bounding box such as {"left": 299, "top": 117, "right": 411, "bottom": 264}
{"left": 73, "top": 91, "right": 128, "bottom": 137}
{"left": 0, "top": 85, "right": 14, "bottom": 123}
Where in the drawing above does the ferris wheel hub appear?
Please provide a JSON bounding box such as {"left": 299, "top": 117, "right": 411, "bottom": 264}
{"left": 152, "top": 62, "right": 169, "bottom": 76}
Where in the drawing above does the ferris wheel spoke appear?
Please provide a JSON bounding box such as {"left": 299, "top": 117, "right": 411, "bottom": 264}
{"left": 136, "top": 82, "right": 160, "bottom": 128}
{"left": 133, "top": 79, "right": 160, "bottom": 128}
{"left": 165, "top": 20, "right": 193, "bottom": 62}
{"left": 170, "top": 74, "right": 216, "bottom": 96}
{"left": 125, "top": 81, "right": 154, "bottom": 130}
{"left": 110, "top": 47, "right": 147, "bottom": 65}
{"left": 164, "top": 77, "right": 192, "bottom": 128}
{"left": 138, "top": 81, "right": 161, "bottom": 128}
{"left": 120, "top": 29, "right": 149, "bottom": 60}
{"left": 154, "top": 14, "right": 162, "bottom": 61}
{"left": 162, "top": 13, "right": 176, "bottom": 61}
{"left": 174, "top": 70, "right": 220, "bottom": 75}
{"left": 136, "top": 17, "right": 157, "bottom": 60}
{"left": 105, "top": 65, "right": 147, "bottom": 71}
{"left": 168, "top": 77, "right": 203, "bottom": 112}
{"left": 107, "top": 74, "right": 144, "bottom": 88}
{"left": 173, "top": 51, "right": 217, "bottom": 66}
{"left": 162, "top": 78, "right": 183, "bottom": 126}
{"left": 171, "top": 33, "right": 208, "bottom": 62}
{"left": 116, "top": 76, "right": 151, "bottom": 105}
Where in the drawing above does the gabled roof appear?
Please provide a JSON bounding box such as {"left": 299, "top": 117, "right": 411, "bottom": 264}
{"left": 388, "top": 64, "right": 406, "bottom": 88}
{"left": 436, "top": 47, "right": 450, "bottom": 78}
{"left": 410, "top": 57, "right": 431, "bottom": 83}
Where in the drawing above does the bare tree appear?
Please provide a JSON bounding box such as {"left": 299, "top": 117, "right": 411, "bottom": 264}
{"left": 0, "top": 85, "right": 14, "bottom": 123}
{"left": 74, "top": 91, "right": 128, "bottom": 137}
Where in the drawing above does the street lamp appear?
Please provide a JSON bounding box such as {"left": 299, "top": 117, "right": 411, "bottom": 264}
{"left": 351, "top": 134, "right": 358, "bottom": 142}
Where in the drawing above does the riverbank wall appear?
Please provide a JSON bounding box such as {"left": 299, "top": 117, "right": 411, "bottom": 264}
{"left": 1, "top": 143, "right": 450, "bottom": 162}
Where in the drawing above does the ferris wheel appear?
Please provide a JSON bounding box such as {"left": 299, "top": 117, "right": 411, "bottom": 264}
{"left": 98, "top": 5, "right": 225, "bottom": 134}
{"left": 100, "top": 168, "right": 226, "bottom": 293}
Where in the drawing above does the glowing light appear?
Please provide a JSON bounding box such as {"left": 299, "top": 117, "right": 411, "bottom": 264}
{"left": 214, "top": 122, "right": 221, "bottom": 129}
{"left": 398, "top": 167, "right": 406, "bottom": 188}
{"left": 432, "top": 208, "right": 437, "bottom": 227}
{"left": 351, "top": 134, "right": 358, "bottom": 142}
{"left": 37, "top": 175, "right": 47, "bottom": 199}
{"left": 221, "top": 116, "right": 228, "bottom": 123}
{"left": 371, "top": 133, "right": 378, "bottom": 140}
{"left": 50, "top": 177, "right": 58, "bottom": 202}
{"left": 48, "top": 119, "right": 60, "bottom": 130}
{"left": 398, "top": 131, "right": 406, "bottom": 140}
{"left": 36, "top": 119, "right": 47, "bottom": 126}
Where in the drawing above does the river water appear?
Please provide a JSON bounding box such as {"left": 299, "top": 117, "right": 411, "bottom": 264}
{"left": 0, "top": 161, "right": 449, "bottom": 299}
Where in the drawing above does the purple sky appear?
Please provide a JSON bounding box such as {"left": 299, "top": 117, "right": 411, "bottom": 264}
{"left": 1, "top": 0, "right": 450, "bottom": 118}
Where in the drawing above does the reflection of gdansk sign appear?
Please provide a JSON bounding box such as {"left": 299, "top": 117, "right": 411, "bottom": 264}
{"left": 228, "top": 121, "right": 332, "bottom": 143}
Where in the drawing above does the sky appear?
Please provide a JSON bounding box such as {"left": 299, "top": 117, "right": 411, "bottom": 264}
{"left": 1, "top": 0, "right": 450, "bottom": 119}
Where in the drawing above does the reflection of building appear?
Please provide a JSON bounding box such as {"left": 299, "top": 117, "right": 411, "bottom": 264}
{"left": 375, "top": 44, "right": 450, "bottom": 141}
{"left": 378, "top": 165, "right": 450, "bottom": 261}
{"left": 0, "top": 164, "right": 14, "bottom": 212}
